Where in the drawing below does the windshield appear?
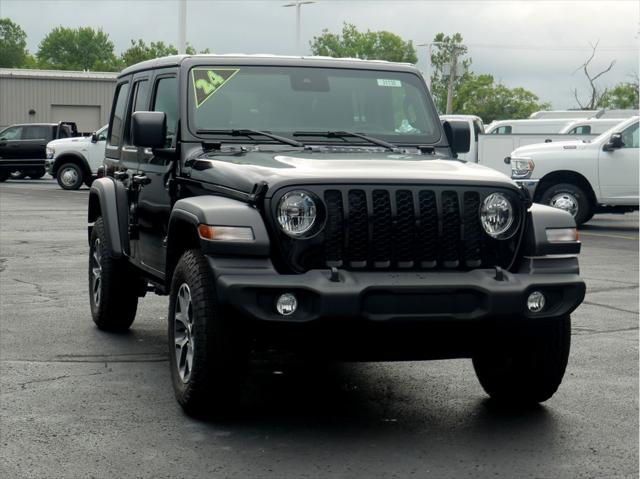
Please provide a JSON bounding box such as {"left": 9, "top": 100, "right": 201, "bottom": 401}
{"left": 188, "top": 66, "right": 440, "bottom": 145}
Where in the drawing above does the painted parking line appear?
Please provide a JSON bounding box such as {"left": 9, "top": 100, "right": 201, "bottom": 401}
{"left": 580, "top": 231, "right": 639, "bottom": 241}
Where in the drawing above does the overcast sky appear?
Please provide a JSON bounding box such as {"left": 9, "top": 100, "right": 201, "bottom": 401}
{"left": 2, "top": 0, "right": 638, "bottom": 108}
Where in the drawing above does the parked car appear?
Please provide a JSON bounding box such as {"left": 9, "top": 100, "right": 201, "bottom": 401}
{"left": 511, "top": 116, "right": 639, "bottom": 224}
{"left": 529, "top": 110, "right": 597, "bottom": 120}
{"left": 45, "top": 124, "right": 108, "bottom": 190}
{"left": 88, "top": 54, "right": 584, "bottom": 415}
{"left": 0, "top": 122, "right": 78, "bottom": 181}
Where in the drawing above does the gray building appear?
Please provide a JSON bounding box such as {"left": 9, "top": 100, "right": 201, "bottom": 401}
{"left": 0, "top": 68, "right": 118, "bottom": 133}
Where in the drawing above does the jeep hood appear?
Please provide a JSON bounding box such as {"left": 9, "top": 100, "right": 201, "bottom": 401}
{"left": 512, "top": 139, "right": 592, "bottom": 157}
{"left": 186, "top": 150, "right": 517, "bottom": 196}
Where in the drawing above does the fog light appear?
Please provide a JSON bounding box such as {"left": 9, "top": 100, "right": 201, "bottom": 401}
{"left": 527, "top": 291, "right": 546, "bottom": 313}
{"left": 276, "top": 293, "right": 297, "bottom": 316}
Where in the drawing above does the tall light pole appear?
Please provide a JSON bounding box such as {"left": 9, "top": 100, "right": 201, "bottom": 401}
{"left": 178, "top": 0, "right": 187, "bottom": 54}
{"left": 283, "top": 1, "right": 316, "bottom": 55}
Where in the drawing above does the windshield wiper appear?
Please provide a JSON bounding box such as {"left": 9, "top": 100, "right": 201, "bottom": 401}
{"left": 293, "top": 130, "right": 399, "bottom": 151}
{"left": 196, "top": 129, "right": 305, "bottom": 148}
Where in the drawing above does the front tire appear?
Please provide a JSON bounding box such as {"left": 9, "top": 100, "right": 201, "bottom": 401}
{"left": 472, "top": 316, "right": 571, "bottom": 405}
{"left": 89, "top": 217, "right": 140, "bottom": 331}
{"left": 168, "top": 249, "right": 248, "bottom": 416}
{"left": 57, "top": 163, "right": 84, "bottom": 190}
{"left": 539, "top": 183, "right": 591, "bottom": 225}
{"left": 27, "top": 168, "right": 46, "bottom": 179}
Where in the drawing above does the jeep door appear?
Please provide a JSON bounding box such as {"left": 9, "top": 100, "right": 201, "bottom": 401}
{"left": 598, "top": 120, "right": 639, "bottom": 204}
{"left": 136, "top": 71, "right": 178, "bottom": 274}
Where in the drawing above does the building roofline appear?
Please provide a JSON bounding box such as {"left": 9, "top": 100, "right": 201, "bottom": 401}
{"left": 0, "top": 68, "right": 118, "bottom": 81}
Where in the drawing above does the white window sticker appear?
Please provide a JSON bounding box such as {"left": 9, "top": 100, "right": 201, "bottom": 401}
{"left": 377, "top": 78, "right": 402, "bottom": 87}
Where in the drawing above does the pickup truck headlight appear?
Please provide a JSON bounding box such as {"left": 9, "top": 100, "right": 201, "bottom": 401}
{"left": 511, "top": 157, "right": 534, "bottom": 179}
{"left": 46, "top": 147, "right": 55, "bottom": 159}
{"left": 480, "top": 192, "right": 515, "bottom": 239}
{"left": 277, "top": 190, "right": 317, "bottom": 237}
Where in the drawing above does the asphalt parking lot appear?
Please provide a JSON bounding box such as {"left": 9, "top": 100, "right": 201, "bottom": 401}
{"left": 1, "top": 179, "right": 638, "bottom": 479}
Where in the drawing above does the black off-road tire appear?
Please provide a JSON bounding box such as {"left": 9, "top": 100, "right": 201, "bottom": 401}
{"left": 472, "top": 316, "right": 571, "bottom": 405}
{"left": 10, "top": 170, "right": 25, "bottom": 179}
{"left": 89, "top": 217, "right": 140, "bottom": 331}
{"left": 539, "top": 183, "right": 592, "bottom": 225}
{"left": 168, "top": 249, "right": 248, "bottom": 416}
{"left": 57, "top": 163, "right": 84, "bottom": 190}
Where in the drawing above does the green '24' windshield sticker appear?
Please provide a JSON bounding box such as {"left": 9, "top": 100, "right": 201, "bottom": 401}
{"left": 192, "top": 68, "right": 239, "bottom": 108}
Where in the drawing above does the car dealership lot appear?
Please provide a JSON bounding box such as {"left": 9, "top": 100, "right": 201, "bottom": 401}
{"left": 1, "top": 179, "right": 637, "bottom": 478}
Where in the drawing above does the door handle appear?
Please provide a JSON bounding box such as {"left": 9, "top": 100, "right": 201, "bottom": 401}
{"left": 132, "top": 174, "right": 151, "bottom": 186}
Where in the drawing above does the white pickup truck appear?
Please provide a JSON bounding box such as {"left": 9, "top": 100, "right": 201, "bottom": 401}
{"left": 441, "top": 115, "right": 595, "bottom": 176}
{"left": 510, "top": 116, "right": 639, "bottom": 224}
{"left": 45, "top": 124, "right": 107, "bottom": 190}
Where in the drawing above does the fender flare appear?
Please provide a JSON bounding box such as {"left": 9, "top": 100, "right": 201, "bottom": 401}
{"left": 88, "top": 177, "right": 129, "bottom": 258}
{"left": 53, "top": 152, "right": 92, "bottom": 178}
{"left": 166, "top": 195, "right": 271, "bottom": 279}
{"left": 523, "top": 203, "right": 580, "bottom": 256}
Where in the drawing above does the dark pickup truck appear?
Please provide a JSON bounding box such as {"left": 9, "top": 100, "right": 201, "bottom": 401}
{"left": 0, "top": 122, "right": 78, "bottom": 181}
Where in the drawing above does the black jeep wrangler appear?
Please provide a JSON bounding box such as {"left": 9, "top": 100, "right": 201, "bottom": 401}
{"left": 88, "top": 55, "right": 585, "bottom": 414}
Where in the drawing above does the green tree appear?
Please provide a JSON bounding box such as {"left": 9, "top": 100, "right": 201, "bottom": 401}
{"left": 453, "top": 73, "right": 550, "bottom": 123}
{"left": 36, "top": 26, "right": 119, "bottom": 71}
{"left": 310, "top": 23, "right": 417, "bottom": 63}
{"left": 121, "top": 39, "right": 210, "bottom": 67}
{"left": 597, "top": 80, "right": 639, "bottom": 109}
{"left": 428, "top": 32, "right": 472, "bottom": 113}
{"left": 0, "top": 18, "right": 29, "bottom": 67}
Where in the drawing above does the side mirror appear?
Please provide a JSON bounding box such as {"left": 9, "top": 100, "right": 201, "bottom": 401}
{"left": 603, "top": 133, "right": 624, "bottom": 151}
{"left": 90, "top": 132, "right": 98, "bottom": 143}
{"left": 131, "top": 111, "right": 167, "bottom": 148}
{"left": 442, "top": 120, "right": 471, "bottom": 157}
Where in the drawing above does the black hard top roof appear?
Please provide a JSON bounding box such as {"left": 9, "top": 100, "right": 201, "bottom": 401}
{"left": 119, "top": 54, "right": 419, "bottom": 78}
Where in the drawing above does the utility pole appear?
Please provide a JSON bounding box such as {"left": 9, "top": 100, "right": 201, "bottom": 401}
{"left": 283, "top": 1, "right": 316, "bottom": 55}
{"left": 445, "top": 47, "right": 460, "bottom": 114}
{"left": 178, "top": 0, "right": 187, "bottom": 55}
{"left": 417, "top": 41, "right": 445, "bottom": 90}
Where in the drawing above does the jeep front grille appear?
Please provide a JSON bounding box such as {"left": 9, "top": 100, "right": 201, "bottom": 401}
{"left": 270, "top": 185, "right": 524, "bottom": 273}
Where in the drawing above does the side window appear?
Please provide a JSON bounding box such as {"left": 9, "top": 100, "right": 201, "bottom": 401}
{"left": 0, "top": 126, "right": 23, "bottom": 140}
{"left": 153, "top": 77, "right": 178, "bottom": 148}
{"left": 491, "top": 125, "right": 512, "bottom": 135}
{"left": 23, "top": 126, "right": 49, "bottom": 140}
{"left": 620, "top": 122, "right": 639, "bottom": 149}
{"left": 569, "top": 126, "right": 590, "bottom": 135}
{"left": 125, "top": 79, "right": 150, "bottom": 144}
{"left": 109, "top": 82, "right": 130, "bottom": 147}
{"left": 97, "top": 126, "right": 108, "bottom": 141}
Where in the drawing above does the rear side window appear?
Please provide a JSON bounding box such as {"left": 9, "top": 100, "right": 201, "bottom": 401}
{"left": 23, "top": 125, "right": 50, "bottom": 140}
{"left": 0, "top": 126, "right": 23, "bottom": 140}
{"left": 491, "top": 125, "right": 512, "bottom": 135}
{"left": 569, "top": 125, "right": 591, "bottom": 135}
{"left": 153, "top": 77, "right": 178, "bottom": 148}
{"left": 109, "top": 82, "right": 130, "bottom": 146}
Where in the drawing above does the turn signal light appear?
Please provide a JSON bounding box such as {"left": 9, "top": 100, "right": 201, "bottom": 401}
{"left": 197, "top": 224, "right": 254, "bottom": 241}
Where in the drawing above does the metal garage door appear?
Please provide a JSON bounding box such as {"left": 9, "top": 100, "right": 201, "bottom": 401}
{"left": 50, "top": 105, "right": 101, "bottom": 134}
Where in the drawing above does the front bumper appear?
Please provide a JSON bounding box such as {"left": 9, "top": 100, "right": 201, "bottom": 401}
{"left": 515, "top": 179, "right": 540, "bottom": 198}
{"left": 213, "top": 259, "right": 585, "bottom": 324}
{"left": 44, "top": 159, "right": 54, "bottom": 175}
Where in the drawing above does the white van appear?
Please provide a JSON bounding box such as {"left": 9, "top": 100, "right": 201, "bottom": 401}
{"left": 559, "top": 118, "right": 626, "bottom": 135}
{"left": 485, "top": 119, "right": 575, "bottom": 135}
{"left": 529, "top": 110, "right": 596, "bottom": 119}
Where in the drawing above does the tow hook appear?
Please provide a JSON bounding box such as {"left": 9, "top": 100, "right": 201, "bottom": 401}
{"left": 329, "top": 267, "right": 340, "bottom": 283}
{"left": 494, "top": 266, "right": 505, "bottom": 281}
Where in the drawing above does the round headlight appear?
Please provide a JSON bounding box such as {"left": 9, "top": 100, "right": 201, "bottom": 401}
{"left": 480, "top": 192, "right": 515, "bottom": 239}
{"left": 277, "top": 190, "right": 317, "bottom": 237}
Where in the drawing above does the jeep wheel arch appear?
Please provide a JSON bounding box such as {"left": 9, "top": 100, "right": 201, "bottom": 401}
{"left": 165, "top": 196, "right": 271, "bottom": 284}
{"left": 88, "top": 178, "right": 130, "bottom": 257}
